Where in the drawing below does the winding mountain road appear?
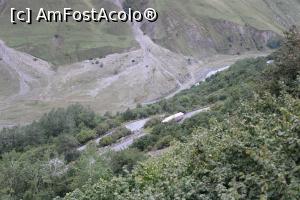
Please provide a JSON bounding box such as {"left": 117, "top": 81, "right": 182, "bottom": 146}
{"left": 78, "top": 106, "right": 210, "bottom": 153}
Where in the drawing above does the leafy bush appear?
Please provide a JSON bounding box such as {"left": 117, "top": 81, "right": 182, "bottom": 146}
{"left": 55, "top": 134, "right": 79, "bottom": 154}
{"left": 114, "top": 127, "right": 131, "bottom": 139}
{"left": 64, "top": 150, "right": 80, "bottom": 163}
{"left": 95, "top": 122, "right": 110, "bottom": 136}
{"left": 99, "top": 136, "right": 114, "bottom": 147}
{"left": 144, "top": 116, "right": 162, "bottom": 128}
{"left": 76, "top": 129, "right": 97, "bottom": 144}
{"left": 108, "top": 148, "right": 147, "bottom": 175}
{"left": 154, "top": 135, "right": 173, "bottom": 150}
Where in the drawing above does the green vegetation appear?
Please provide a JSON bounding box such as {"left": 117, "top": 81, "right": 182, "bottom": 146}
{"left": 0, "top": 104, "right": 97, "bottom": 154}
{"left": 266, "top": 26, "right": 300, "bottom": 97}
{"left": 64, "top": 92, "right": 299, "bottom": 200}
{"left": 76, "top": 129, "right": 97, "bottom": 144}
{"left": 144, "top": 116, "right": 162, "bottom": 129}
{"left": 0, "top": 28, "right": 299, "bottom": 199}
{"left": 0, "top": 63, "right": 19, "bottom": 98}
{"left": 107, "top": 149, "right": 147, "bottom": 175}
{"left": 98, "top": 127, "right": 132, "bottom": 148}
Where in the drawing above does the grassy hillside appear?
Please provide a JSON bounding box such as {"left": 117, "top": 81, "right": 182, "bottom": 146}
{"left": 0, "top": 62, "right": 19, "bottom": 98}
{"left": 0, "top": 0, "right": 137, "bottom": 65}
{"left": 142, "top": 0, "right": 300, "bottom": 58}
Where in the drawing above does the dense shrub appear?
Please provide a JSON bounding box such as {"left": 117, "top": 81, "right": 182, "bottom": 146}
{"left": 76, "top": 129, "right": 97, "bottom": 144}
{"left": 154, "top": 135, "right": 173, "bottom": 150}
{"left": 95, "top": 122, "right": 110, "bottom": 136}
{"left": 108, "top": 148, "right": 147, "bottom": 175}
{"left": 99, "top": 136, "right": 114, "bottom": 147}
{"left": 55, "top": 134, "right": 79, "bottom": 154}
{"left": 131, "top": 134, "right": 157, "bottom": 151}
{"left": 64, "top": 150, "right": 80, "bottom": 163}
{"left": 265, "top": 26, "right": 300, "bottom": 96}
{"left": 144, "top": 116, "right": 162, "bottom": 128}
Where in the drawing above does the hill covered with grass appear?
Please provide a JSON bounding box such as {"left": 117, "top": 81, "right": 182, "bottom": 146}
{"left": 0, "top": 0, "right": 137, "bottom": 65}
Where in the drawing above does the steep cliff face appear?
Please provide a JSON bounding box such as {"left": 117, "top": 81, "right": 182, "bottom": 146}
{"left": 144, "top": 18, "right": 281, "bottom": 59}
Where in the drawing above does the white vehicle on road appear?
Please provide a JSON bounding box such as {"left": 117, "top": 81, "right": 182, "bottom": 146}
{"left": 162, "top": 112, "right": 185, "bottom": 123}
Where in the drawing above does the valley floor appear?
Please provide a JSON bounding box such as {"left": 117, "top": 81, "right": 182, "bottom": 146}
{"left": 0, "top": 50, "right": 271, "bottom": 129}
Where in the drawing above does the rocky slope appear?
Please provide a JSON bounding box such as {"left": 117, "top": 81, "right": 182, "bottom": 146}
{"left": 141, "top": 0, "right": 300, "bottom": 58}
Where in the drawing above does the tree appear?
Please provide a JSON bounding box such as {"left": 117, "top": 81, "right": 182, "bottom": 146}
{"left": 267, "top": 26, "right": 300, "bottom": 96}
{"left": 55, "top": 134, "right": 79, "bottom": 154}
{"left": 95, "top": 122, "right": 110, "bottom": 136}
{"left": 122, "top": 108, "right": 135, "bottom": 121}
{"left": 69, "top": 146, "right": 111, "bottom": 190}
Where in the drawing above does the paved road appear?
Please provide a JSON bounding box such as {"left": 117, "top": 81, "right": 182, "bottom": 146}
{"left": 143, "top": 65, "right": 231, "bottom": 105}
{"left": 204, "top": 65, "right": 230, "bottom": 80}
{"left": 110, "top": 118, "right": 150, "bottom": 151}
{"left": 111, "top": 132, "right": 148, "bottom": 152}
{"left": 181, "top": 107, "right": 210, "bottom": 122}
{"left": 125, "top": 118, "right": 150, "bottom": 132}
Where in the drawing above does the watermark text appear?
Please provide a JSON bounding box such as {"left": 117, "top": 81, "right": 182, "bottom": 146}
{"left": 11, "top": 8, "right": 158, "bottom": 24}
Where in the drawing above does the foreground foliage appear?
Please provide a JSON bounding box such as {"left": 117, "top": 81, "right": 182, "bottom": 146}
{"left": 64, "top": 92, "right": 300, "bottom": 200}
